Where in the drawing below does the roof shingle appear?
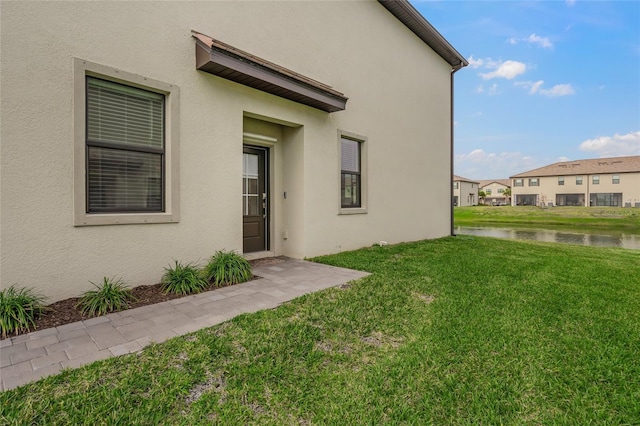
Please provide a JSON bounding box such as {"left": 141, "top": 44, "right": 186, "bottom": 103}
{"left": 510, "top": 155, "right": 640, "bottom": 178}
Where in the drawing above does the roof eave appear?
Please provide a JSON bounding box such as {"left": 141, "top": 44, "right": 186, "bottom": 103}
{"left": 193, "top": 31, "right": 348, "bottom": 113}
{"left": 377, "top": 0, "right": 468, "bottom": 69}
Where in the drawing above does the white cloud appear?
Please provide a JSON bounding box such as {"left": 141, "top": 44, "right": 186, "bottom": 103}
{"left": 477, "top": 84, "right": 500, "bottom": 95}
{"left": 509, "top": 34, "right": 553, "bottom": 49}
{"left": 455, "top": 149, "right": 541, "bottom": 179}
{"left": 558, "top": 156, "right": 571, "bottom": 162}
{"left": 480, "top": 60, "right": 527, "bottom": 80}
{"left": 467, "top": 55, "right": 484, "bottom": 69}
{"left": 579, "top": 131, "right": 640, "bottom": 157}
{"left": 515, "top": 80, "right": 575, "bottom": 97}
{"left": 540, "top": 84, "right": 575, "bottom": 97}
{"left": 566, "top": 0, "right": 576, "bottom": 6}
{"left": 527, "top": 34, "right": 553, "bottom": 49}
{"left": 530, "top": 80, "right": 544, "bottom": 94}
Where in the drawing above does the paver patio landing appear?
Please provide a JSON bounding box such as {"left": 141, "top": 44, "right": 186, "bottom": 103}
{"left": 0, "top": 258, "right": 369, "bottom": 392}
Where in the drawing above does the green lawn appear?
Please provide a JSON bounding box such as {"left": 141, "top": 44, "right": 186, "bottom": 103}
{"left": 455, "top": 206, "right": 640, "bottom": 232}
{"left": 2, "top": 237, "right": 639, "bottom": 424}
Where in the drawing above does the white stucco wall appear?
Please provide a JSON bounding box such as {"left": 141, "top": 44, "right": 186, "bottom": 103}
{"left": 1, "top": 1, "right": 455, "bottom": 301}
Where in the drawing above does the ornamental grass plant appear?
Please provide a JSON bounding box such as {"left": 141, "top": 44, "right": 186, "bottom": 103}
{"left": 203, "top": 250, "right": 252, "bottom": 286}
{"left": 161, "top": 260, "right": 209, "bottom": 295}
{"left": 76, "top": 277, "right": 136, "bottom": 317}
{"left": 0, "top": 285, "right": 46, "bottom": 338}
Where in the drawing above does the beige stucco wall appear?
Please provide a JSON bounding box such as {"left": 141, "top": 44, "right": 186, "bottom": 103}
{"left": 480, "top": 182, "right": 509, "bottom": 205}
{"left": 511, "top": 172, "right": 640, "bottom": 206}
{"left": 1, "top": 1, "right": 454, "bottom": 301}
{"left": 454, "top": 181, "right": 478, "bottom": 207}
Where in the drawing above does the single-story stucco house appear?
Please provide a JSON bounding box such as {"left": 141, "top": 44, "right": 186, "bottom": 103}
{"left": 0, "top": 0, "right": 467, "bottom": 302}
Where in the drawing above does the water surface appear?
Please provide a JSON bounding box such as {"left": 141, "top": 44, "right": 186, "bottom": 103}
{"left": 455, "top": 226, "right": 640, "bottom": 250}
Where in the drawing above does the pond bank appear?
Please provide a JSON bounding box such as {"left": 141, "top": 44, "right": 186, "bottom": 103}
{"left": 455, "top": 225, "right": 640, "bottom": 250}
{"left": 454, "top": 206, "right": 640, "bottom": 233}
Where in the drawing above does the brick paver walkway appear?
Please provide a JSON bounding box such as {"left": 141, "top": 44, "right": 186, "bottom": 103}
{"left": 0, "top": 258, "right": 369, "bottom": 392}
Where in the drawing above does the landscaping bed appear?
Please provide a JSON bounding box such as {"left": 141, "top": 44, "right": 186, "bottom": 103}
{"left": 1, "top": 255, "right": 267, "bottom": 340}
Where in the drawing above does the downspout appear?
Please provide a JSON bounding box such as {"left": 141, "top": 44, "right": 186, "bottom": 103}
{"left": 450, "top": 63, "right": 464, "bottom": 236}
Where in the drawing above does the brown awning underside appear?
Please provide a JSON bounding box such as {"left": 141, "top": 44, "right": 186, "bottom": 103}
{"left": 193, "top": 31, "right": 348, "bottom": 113}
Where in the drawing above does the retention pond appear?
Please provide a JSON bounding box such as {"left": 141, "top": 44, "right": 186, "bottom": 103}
{"left": 455, "top": 226, "right": 640, "bottom": 250}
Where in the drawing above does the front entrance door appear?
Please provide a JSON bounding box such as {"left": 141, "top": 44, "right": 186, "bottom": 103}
{"left": 243, "top": 146, "right": 268, "bottom": 253}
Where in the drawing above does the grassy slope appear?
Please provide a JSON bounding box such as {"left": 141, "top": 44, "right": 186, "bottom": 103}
{"left": 1, "top": 237, "right": 639, "bottom": 424}
{"left": 455, "top": 206, "right": 640, "bottom": 232}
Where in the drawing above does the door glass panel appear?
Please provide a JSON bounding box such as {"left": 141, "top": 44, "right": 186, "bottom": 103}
{"left": 247, "top": 196, "right": 259, "bottom": 215}
{"left": 243, "top": 153, "right": 260, "bottom": 217}
{"left": 245, "top": 154, "right": 258, "bottom": 175}
{"left": 248, "top": 178, "right": 258, "bottom": 194}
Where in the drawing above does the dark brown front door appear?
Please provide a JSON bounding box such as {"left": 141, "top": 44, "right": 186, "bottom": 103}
{"left": 243, "top": 146, "right": 268, "bottom": 253}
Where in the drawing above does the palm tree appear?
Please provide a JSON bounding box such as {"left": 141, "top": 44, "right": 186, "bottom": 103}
{"left": 503, "top": 188, "right": 511, "bottom": 205}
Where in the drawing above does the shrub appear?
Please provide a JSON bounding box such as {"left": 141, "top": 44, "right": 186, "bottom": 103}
{"left": 203, "top": 250, "right": 252, "bottom": 286}
{"left": 77, "top": 277, "right": 136, "bottom": 317}
{"left": 0, "top": 285, "right": 47, "bottom": 338}
{"left": 161, "top": 260, "right": 209, "bottom": 295}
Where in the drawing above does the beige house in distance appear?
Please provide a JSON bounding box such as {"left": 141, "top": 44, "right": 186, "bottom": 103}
{"left": 478, "top": 179, "right": 511, "bottom": 205}
{"left": 0, "top": 1, "right": 467, "bottom": 302}
{"left": 453, "top": 175, "right": 479, "bottom": 207}
{"left": 510, "top": 156, "right": 640, "bottom": 207}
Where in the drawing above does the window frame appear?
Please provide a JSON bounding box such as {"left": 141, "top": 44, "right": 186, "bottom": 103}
{"left": 514, "top": 179, "right": 523, "bottom": 187}
{"left": 528, "top": 178, "right": 539, "bottom": 187}
{"left": 558, "top": 176, "right": 564, "bottom": 186}
{"left": 612, "top": 174, "right": 620, "bottom": 184}
{"left": 576, "top": 176, "right": 583, "bottom": 185}
{"left": 338, "top": 130, "right": 367, "bottom": 215}
{"left": 74, "top": 59, "right": 180, "bottom": 226}
{"left": 592, "top": 175, "right": 600, "bottom": 185}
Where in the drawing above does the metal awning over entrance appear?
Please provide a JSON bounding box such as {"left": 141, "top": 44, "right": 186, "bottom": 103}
{"left": 192, "top": 31, "right": 348, "bottom": 113}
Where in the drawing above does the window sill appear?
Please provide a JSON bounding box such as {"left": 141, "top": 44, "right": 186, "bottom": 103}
{"left": 338, "top": 207, "right": 368, "bottom": 215}
{"left": 74, "top": 212, "right": 179, "bottom": 227}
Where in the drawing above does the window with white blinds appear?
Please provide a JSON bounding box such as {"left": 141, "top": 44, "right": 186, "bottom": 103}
{"left": 86, "top": 77, "right": 165, "bottom": 212}
{"left": 341, "top": 137, "right": 361, "bottom": 208}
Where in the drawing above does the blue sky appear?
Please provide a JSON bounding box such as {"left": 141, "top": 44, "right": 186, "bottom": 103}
{"left": 411, "top": 0, "right": 640, "bottom": 180}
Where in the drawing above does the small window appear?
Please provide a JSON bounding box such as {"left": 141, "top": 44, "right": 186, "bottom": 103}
{"left": 612, "top": 175, "right": 620, "bottom": 184}
{"left": 558, "top": 177, "right": 564, "bottom": 186}
{"left": 74, "top": 59, "right": 179, "bottom": 226}
{"left": 514, "top": 179, "right": 523, "bottom": 187}
{"left": 485, "top": 189, "right": 492, "bottom": 195}
{"left": 576, "top": 176, "right": 583, "bottom": 185}
{"left": 498, "top": 188, "right": 504, "bottom": 194}
{"left": 529, "top": 178, "right": 539, "bottom": 187}
{"left": 453, "top": 182, "right": 459, "bottom": 189}
{"left": 338, "top": 130, "right": 367, "bottom": 213}
{"left": 592, "top": 175, "right": 600, "bottom": 185}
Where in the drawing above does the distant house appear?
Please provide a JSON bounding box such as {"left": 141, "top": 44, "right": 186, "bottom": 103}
{"left": 510, "top": 156, "right": 640, "bottom": 207}
{"left": 478, "top": 179, "right": 511, "bottom": 206}
{"left": 1, "top": 0, "right": 467, "bottom": 302}
{"left": 453, "top": 175, "right": 479, "bottom": 207}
